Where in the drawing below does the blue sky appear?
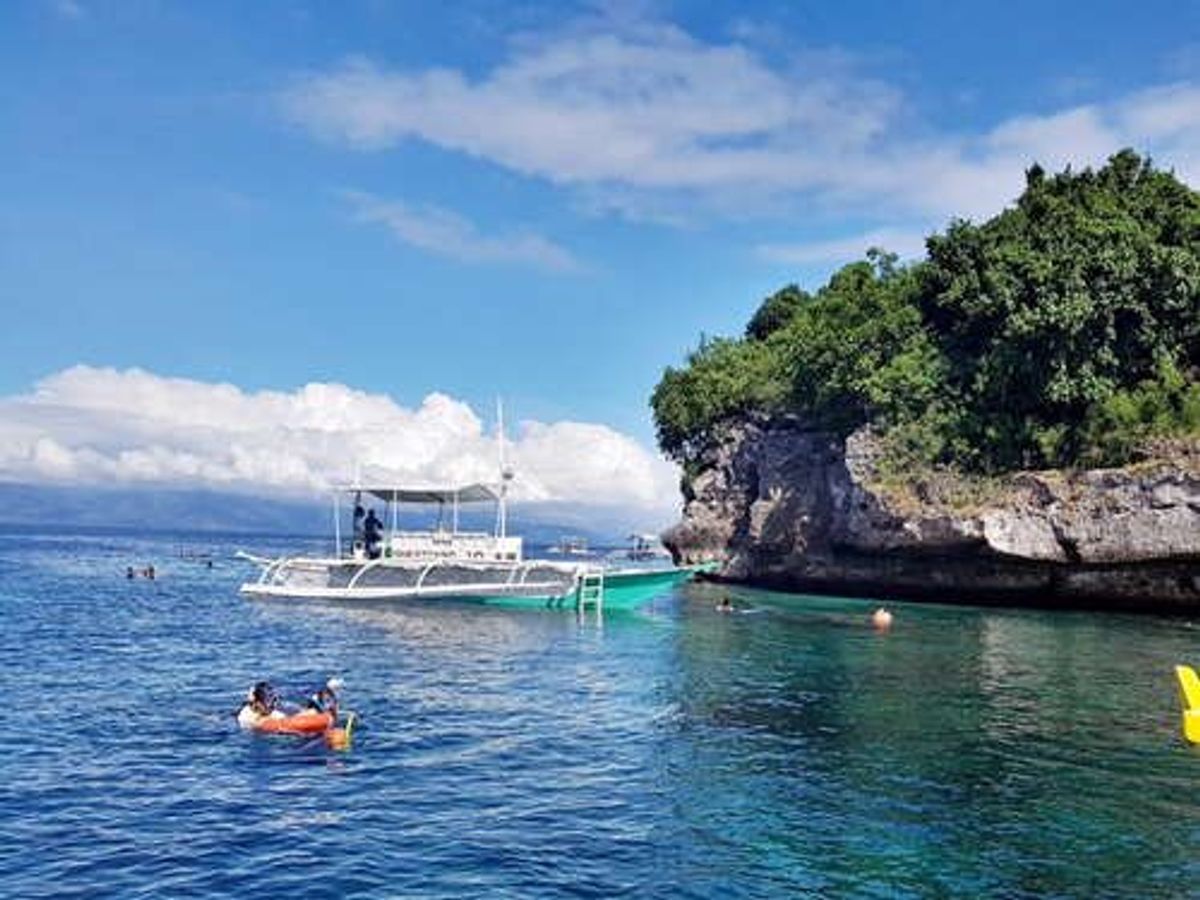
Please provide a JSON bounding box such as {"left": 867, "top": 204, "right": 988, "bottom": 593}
{"left": 1, "top": 0, "right": 1198, "bottom": 521}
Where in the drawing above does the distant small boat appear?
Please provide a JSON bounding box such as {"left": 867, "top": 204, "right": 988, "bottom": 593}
{"left": 549, "top": 535, "right": 591, "bottom": 556}
{"left": 626, "top": 533, "right": 670, "bottom": 561}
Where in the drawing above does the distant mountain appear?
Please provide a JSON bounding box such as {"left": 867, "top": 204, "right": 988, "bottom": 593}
{"left": 0, "top": 482, "right": 328, "bottom": 535}
{"left": 0, "top": 482, "right": 652, "bottom": 546}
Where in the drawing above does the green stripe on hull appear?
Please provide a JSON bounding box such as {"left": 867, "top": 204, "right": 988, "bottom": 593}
{"left": 481, "top": 566, "right": 702, "bottom": 611}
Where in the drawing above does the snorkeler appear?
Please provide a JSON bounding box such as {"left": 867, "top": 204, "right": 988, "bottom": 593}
{"left": 305, "top": 678, "right": 343, "bottom": 716}
{"left": 248, "top": 681, "right": 279, "bottom": 716}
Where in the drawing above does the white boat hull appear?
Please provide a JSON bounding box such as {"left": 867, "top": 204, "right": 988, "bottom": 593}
{"left": 238, "top": 555, "right": 709, "bottom": 609}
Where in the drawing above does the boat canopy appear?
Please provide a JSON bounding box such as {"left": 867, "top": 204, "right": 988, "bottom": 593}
{"left": 343, "top": 483, "right": 499, "bottom": 505}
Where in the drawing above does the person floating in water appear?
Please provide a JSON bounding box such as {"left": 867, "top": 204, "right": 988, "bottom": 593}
{"left": 237, "top": 680, "right": 286, "bottom": 729}
{"left": 126, "top": 566, "right": 135, "bottom": 579}
{"left": 249, "top": 681, "right": 278, "bottom": 716}
{"left": 144, "top": 564, "right": 156, "bottom": 580}
{"left": 306, "top": 678, "right": 343, "bottom": 715}
{"left": 236, "top": 678, "right": 350, "bottom": 746}
{"left": 363, "top": 508, "right": 383, "bottom": 559}
{"left": 717, "top": 596, "right": 735, "bottom": 613}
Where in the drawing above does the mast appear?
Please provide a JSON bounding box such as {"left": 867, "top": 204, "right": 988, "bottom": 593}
{"left": 333, "top": 491, "right": 341, "bottom": 558}
{"left": 495, "top": 398, "right": 514, "bottom": 539}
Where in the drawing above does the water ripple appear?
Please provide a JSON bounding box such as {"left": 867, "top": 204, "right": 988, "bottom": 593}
{"left": 1, "top": 532, "right": 1197, "bottom": 897}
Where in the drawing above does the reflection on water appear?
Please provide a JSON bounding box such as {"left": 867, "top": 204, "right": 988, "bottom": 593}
{"left": 663, "top": 583, "right": 1200, "bottom": 896}
{"left": 0, "top": 530, "right": 1197, "bottom": 898}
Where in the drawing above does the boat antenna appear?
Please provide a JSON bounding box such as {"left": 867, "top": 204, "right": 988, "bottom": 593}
{"left": 496, "top": 397, "right": 514, "bottom": 538}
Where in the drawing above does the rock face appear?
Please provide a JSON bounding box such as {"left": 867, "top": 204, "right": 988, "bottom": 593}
{"left": 663, "top": 417, "right": 1200, "bottom": 610}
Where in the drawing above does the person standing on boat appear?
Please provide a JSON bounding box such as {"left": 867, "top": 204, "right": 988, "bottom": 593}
{"left": 364, "top": 508, "right": 383, "bottom": 559}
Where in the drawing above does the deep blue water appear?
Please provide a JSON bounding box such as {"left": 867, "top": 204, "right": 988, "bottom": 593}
{"left": 1, "top": 529, "right": 1198, "bottom": 898}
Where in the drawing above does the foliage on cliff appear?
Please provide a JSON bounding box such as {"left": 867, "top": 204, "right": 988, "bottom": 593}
{"left": 652, "top": 150, "right": 1200, "bottom": 473}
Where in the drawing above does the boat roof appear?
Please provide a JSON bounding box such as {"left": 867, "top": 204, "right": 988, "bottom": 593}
{"left": 342, "top": 483, "right": 499, "bottom": 504}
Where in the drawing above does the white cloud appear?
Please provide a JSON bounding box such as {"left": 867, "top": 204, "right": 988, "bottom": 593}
{"left": 282, "top": 27, "right": 901, "bottom": 193}
{"left": 344, "top": 190, "right": 582, "bottom": 272}
{"left": 281, "top": 20, "right": 1200, "bottom": 227}
{"left": 1117, "top": 84, "right": 1200, "bottom": 138}
{"left": 756, "top": 227, "right": 930, "bottom": 265}
{"left": 0, "top": 366, "right": 679, "bottom": 520}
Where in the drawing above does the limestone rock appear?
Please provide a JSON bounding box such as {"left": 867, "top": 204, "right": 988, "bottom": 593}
{"left": 662, "top": 419, "right": 1200, "bottom": 610}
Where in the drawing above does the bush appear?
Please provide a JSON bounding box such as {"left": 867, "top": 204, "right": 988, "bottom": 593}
{"left": 1079, "top": 359, "right": 1200, "bottom": 466}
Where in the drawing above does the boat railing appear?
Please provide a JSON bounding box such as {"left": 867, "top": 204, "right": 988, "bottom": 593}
{"left": 342, "top": 557, "right": 583, "bottom": 596}
{"left": 346, "top": 559, "right": 383, "bottom": 591}
{"left": 414, "top": 561, "right": 438, "bottom": 591}
{"left": 259, "top": 556, "right": 295, "bottom": 587}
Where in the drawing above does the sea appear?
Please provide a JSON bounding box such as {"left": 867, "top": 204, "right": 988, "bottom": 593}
{"left": 1, "top": 527, "right": 1197, "bottom": 898}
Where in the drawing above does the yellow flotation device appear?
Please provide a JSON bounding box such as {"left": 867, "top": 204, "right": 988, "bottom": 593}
{"left": 324, "top": 712, "right": 356, "bottom": 751}
{"left": 1174, "top": 665, "right": 1200, "bottom": 744}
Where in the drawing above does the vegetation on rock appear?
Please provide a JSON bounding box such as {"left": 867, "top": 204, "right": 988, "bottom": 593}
{"left": 652, "top": 150, "right": 1200, "bottom": 474}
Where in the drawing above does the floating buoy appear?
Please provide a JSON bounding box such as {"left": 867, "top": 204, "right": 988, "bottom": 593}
{"left": 1175, "top": 665, "right": 1200, "bottom": 744}
{"left": 325, "top": 713, "right": 356, "bottom": 751}
{"left": 872, "top": 608, "right": 894, "bottom": 631}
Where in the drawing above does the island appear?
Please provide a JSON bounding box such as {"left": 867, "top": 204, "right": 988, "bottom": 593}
{"left": 652, "top": 150, "right": 1200, "bottom": 610}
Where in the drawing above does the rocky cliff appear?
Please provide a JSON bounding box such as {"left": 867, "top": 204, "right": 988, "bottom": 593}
{"left": 663, "top": 417, "right": 1200, "bottom": 610}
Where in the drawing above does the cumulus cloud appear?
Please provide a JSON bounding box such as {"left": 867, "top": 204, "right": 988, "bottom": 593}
{"left": 282, "top": 18, "right": 1200, "bottom": 228}
{"left": 344, "top": 190, "right": 582, "bottom": 272}
{"left": 756, "top": 227, "right": 930, "bottom": 265}
{"left": 281, "top": 25, "right": 901, "bottom": 198}
{"left": 0, "top": 366, "right": 680, "bottom": 520}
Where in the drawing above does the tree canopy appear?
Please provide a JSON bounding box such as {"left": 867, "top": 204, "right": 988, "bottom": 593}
{"left": 651, "top": 150, "right": 1200, "bottom": 473}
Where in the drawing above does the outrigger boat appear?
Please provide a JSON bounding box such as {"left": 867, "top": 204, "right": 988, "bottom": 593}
{"left": 239, "top": 481, "right": 706, "bottom": 611}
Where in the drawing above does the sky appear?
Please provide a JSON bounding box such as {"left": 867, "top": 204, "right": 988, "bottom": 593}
{"left": 1, "top": 0, "right": 1198, "bottom": 527}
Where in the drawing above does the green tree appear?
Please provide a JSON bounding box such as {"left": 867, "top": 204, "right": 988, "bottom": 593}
{"left": 651, "top": 150, "right": 1200, "bottom": 475}
{"left": 774, "top": 253, "right": 941, "bottom": 433}
{"left": 919, "top": 150, "right": 1200, "bottom": 469}
{"left": 745, "top": 285, "right": 810, "bottom": 341}
{"left": 651, "top": 336, "right": 786, "bottom": 464}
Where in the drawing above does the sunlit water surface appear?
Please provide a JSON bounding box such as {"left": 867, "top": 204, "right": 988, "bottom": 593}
{"left": 1, "top": 528, "right": 1198, "bottom": 898}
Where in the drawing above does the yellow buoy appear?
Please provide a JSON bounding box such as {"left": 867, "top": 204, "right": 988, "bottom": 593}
{"left": 325, "top": 713, "right": 356, "bottom": 751}
{"left": 1174, "top": 665, "right": 1200, "bottom": 744}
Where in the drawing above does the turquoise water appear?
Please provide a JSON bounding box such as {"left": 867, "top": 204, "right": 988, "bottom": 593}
{"left": 1, "top": 528, "right": 1198, "bottom": 898}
